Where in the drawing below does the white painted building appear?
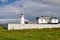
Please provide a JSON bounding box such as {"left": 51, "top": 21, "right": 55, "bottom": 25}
{"left": 20, "top": 13, "right": 25, "bottom": 24}
{"left": 37, "top": 16, "right": 50, "bottom": 24}
{"left": 50, "top": 17, "right": 59, "bottom": 23}
{"left": 37, "top": 16, "right": 59, "bottom": 24}
{"left": 38, "top": 18, "right": 46, "bottom": 24}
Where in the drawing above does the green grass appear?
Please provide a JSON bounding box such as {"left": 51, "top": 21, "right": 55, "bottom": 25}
{"left": 0, "top": 25, "right": 60, "bottom": 40}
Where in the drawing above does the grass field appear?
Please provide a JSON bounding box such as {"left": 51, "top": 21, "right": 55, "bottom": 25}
{"left": 0, "top": 25, "right": 60, "bottom": 40}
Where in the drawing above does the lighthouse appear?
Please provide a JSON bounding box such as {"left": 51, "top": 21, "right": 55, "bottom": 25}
{"left": 20, "top": 13, "right": 25, "bottom": 24}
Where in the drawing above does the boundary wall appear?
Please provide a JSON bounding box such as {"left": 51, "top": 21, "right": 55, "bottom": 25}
{"left": 7, "top": 24, "right": 60, "bottom": 30}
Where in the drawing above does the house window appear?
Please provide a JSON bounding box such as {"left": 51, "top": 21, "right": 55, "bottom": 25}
{"left": 41, "top": 19, "right": 43, "bottom": 21}
{"left": 54, "top": 19, "right": 56, "bottom": 22}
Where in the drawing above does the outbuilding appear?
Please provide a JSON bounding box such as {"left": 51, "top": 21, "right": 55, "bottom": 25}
{"left": 50, "top": 17, "right": 59, "bottom": 24}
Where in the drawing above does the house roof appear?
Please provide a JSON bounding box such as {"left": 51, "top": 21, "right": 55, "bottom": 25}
{"left": 50, "top": 17, "right": 58, "bottom": 19}
{"left": 40, "top": 16, "right": 50, "bottom": 20}
{"left": 38, "top": 16, "right": 58, "bottom": 20}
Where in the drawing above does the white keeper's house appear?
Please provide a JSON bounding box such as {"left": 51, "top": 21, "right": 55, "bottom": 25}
{"left": 36, "top": 16, "right": 59, "bottom": 24}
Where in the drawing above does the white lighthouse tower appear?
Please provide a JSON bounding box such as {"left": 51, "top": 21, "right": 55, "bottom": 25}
{"left": 20, "top": 13, "right": 25, "bottom": 24}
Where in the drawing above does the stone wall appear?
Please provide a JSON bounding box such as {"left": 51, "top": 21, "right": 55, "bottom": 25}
{"left": 7, "top": 24, "right": 60, "bottom": 30}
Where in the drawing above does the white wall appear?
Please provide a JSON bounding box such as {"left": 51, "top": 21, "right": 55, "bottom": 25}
{"left": 50, "top": 19, "right": 59, "bottom": 23}
{"left": 7, "top": 24, "right": 60, "bottom": 30}
{"left": 38, "top": 18, "right": 59, "bottom": 24}
{"left": 38, "top": 18, "right": 49, "bottom": 24}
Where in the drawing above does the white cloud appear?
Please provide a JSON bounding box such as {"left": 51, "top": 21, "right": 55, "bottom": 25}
{"left": 0, "top": 6, "right": 20, "bottom": 14}
{"left": 31, "top": 0, "right": 60, "bottom": 5}
{"left": 0, "top": 0, "right": 60, "bottom": 16}
{"left": 0, "top": 0, "right": 60, "bottom": 22}
{"left": 0, "top": 19, "right": 18, "bottom": 24}
{"left": 46, "top": 0, "right": 60, "bottom": 4}
{"left": 0, "top": 5, "right": 22, "bottom": 18}
{"left": 0, "top": 18, "right": 29, "bottom": 24}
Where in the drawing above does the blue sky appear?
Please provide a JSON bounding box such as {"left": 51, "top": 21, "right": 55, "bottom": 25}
{"left": 0, "top": 0, "right": 60, "bottom": 23}
{"left": 0, "top": 0, "right": 18, "bottom": 6}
